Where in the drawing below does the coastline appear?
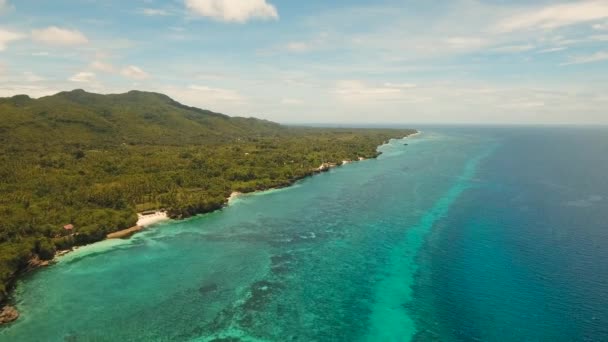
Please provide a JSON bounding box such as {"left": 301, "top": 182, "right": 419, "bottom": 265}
{"left": 409, "top": 130, "right": 421, "bottom": 138}
{"left": 228, "top": 191, "right": 242, "bottom": 204}
{"left": 56, "top": 131, "right": 419, "bottom": 254}
{"left": 228, "top": 131, "right": 419, "bottom": 206}
{"left": 136, "top": 211, "right": 170, "bottom": 228}
{"left": 0, "top": 130, "right": 418, "bottom": 322}
{"left": 66, "top": 130, "right": 419, "bottom": 247}
{"left": 106, "top": 226, "right": 143, "bottom": 239}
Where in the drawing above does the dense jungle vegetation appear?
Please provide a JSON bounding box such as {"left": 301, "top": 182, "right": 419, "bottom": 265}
{"left": 0, "top": 89, "right": 415, "bottom": 301}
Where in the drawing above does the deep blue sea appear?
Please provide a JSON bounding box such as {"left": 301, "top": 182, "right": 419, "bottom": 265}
{"left": 1, "top": 127, "right": 607, "bottom": 341}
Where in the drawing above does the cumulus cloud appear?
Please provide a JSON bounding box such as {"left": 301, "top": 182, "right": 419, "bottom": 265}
{"left": 121, "top": 65, "right": 149, "bottom": 80}
{"left": 69, "top": 72, "right": 96, "bottom": 83}
{"left": 31, "top": 26, "right": 88, "bottom": 46}
{"left": 185, "top": 0, "right": 278, "bottom": 23}
{"left": 0, "top": 28, "right": 23, "bottom": 51}
{"left": 496, "top": 1, "right": 608, "bottom": 32}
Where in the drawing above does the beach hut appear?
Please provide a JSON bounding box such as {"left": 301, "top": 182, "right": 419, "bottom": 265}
{"left": 63, "top": 224, "right": 74, "bottom": 231}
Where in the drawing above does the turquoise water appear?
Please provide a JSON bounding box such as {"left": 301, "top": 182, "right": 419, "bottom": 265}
{"left": 2, "top": 127, "right": 608, "bottom": 341}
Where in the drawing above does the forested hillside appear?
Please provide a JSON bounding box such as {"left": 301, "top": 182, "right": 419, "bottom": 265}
{"left": 0, "top": 89, "right": 415, "bottom": 302}
{"left": 0, "top": 89, "right": 282, "bottom": 148}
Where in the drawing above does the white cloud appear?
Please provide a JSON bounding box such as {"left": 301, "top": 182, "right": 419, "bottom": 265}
{"left": 593, "top": 22, "right": 608, "bottom": 30}
{"left": 0, "top": 0, "right": 13, "bottom": 14}
{"left": 23, "top": 71, "right": 45, "bottom": 82}
{"left": 493, "top": 44, "right": 535, "bottom": 53}
{"left": 286, "top": 42, "right": 311, "bottom": 53}
{"left": 0, "top": 85, "right": 60, "bottom": 98}
{"left": 499, "top": 100, "right": 545, "bottom": 109}
{"left": 32, "top": 51, "right": 50, "bottom": 56}
{"left": 91, "top": 60, "right": 115, "bottom": 73}
{"left": 69, "top": 71, "right": 96, "bottom": 83}
{"left": 562, "top": 51, "right": 608, "bottom": 65}
{"left": 121, "top": 65, "right": 149, "bottom": 80}
{"left": 281, "top": 33, "right": 330, "bottom": 54}
{"left": 281, "top": 98, "right": 303, "bottom": 105}
{"left": 496, "top": 1, "right": 608, "bottom": 33}
{"left": 0, "top": 28, "right": 24, "bottom": 51}
{"left": 185, "top": 0, "right": 278, "bottom": 23}
{"left": 539, "top": 33, "right": 608, "bottom": 49}
{"left": 538, "top": 46, "right": 566, "bottom": 53}
{"left": 335, "top": 80, "right": 403, "bottom": 103}
{"left": 590, "top": 34, "right": 608, "bottom": 42}
{"left": 188, "top": 85, "right": 242, "bottom": 101}
{"left": 0, "top": 62, "right": 6, "bottom": 75}
{"left": 445, "top": 36, "right": 487, "bottom": 50}
{"left": 383, "top": 82, "right": 417, "bottom": 89}
{"left": 141, "top": 8, "right": 171, "bottom": 16}
{"left": 159, "top": 84, "right": 246, "bottom": 115}
{"left": 31, "top": 26, "right": 88, "bottom": 46}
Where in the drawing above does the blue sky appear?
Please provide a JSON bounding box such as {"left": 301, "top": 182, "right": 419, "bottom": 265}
{"left": 1, "top": 0, "right": 607, "bottom": 124}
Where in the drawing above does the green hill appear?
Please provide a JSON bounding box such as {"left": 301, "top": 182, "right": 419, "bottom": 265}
{"left": 0, "top": 89, "right": 282, "bottom": 149}
{"left": 0, "top": 89, "right": 415, "bottom": 304}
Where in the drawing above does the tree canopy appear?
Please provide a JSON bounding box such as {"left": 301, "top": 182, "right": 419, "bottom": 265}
{"left": 0, "top": 89, "right": 416, "bottom": 302}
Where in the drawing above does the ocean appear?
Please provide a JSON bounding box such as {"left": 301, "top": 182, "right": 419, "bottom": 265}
{"left": 2, "top": 127, "right": 607, "bottom": 341}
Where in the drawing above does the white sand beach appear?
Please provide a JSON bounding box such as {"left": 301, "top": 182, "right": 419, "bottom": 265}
{"left": 137, "top": 211, "right": 169, "bottom": 227}
{"left": 228, "top": 191, "right": 242, "bottom": 203}
{"left": 408, "top": 131, "right": 421, "bottom": 138}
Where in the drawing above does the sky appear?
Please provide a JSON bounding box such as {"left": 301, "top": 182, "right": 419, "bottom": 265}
{"left": 0, "top": 0, "right": 607, "bottom": 124}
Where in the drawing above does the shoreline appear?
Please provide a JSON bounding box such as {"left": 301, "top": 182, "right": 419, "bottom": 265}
{"left": 106, "top": 226, "right": 143, "bottom": 239}
{"left": 51, "top": 211, "right": 172, "bottom": 260}
{"left": 409, "top": 130, "right": 422, "bottom": 138}
{"left": 228, "top": 191, "right": 242, "bottom": 204}
{"left": 0, "top": 130, "right": 419, "bottom": 322}
{"left": 54, "top": 131, "right": 419, "bottom": 257}
{"left": 136, "top": 211, "right": 170, "bottom": 227}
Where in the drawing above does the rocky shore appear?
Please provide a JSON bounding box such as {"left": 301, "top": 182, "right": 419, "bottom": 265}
{"left": 0, "top": 305, "right": 19, "bottom": 324}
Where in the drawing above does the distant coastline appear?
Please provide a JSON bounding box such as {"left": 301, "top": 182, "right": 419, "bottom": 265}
{"left": 226, "top": 132, "right": 420, "bottom": 207}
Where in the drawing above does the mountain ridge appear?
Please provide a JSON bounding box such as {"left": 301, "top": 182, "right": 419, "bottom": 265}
{"left": 0, "top": 89, "right": 283, "bottom": 148}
